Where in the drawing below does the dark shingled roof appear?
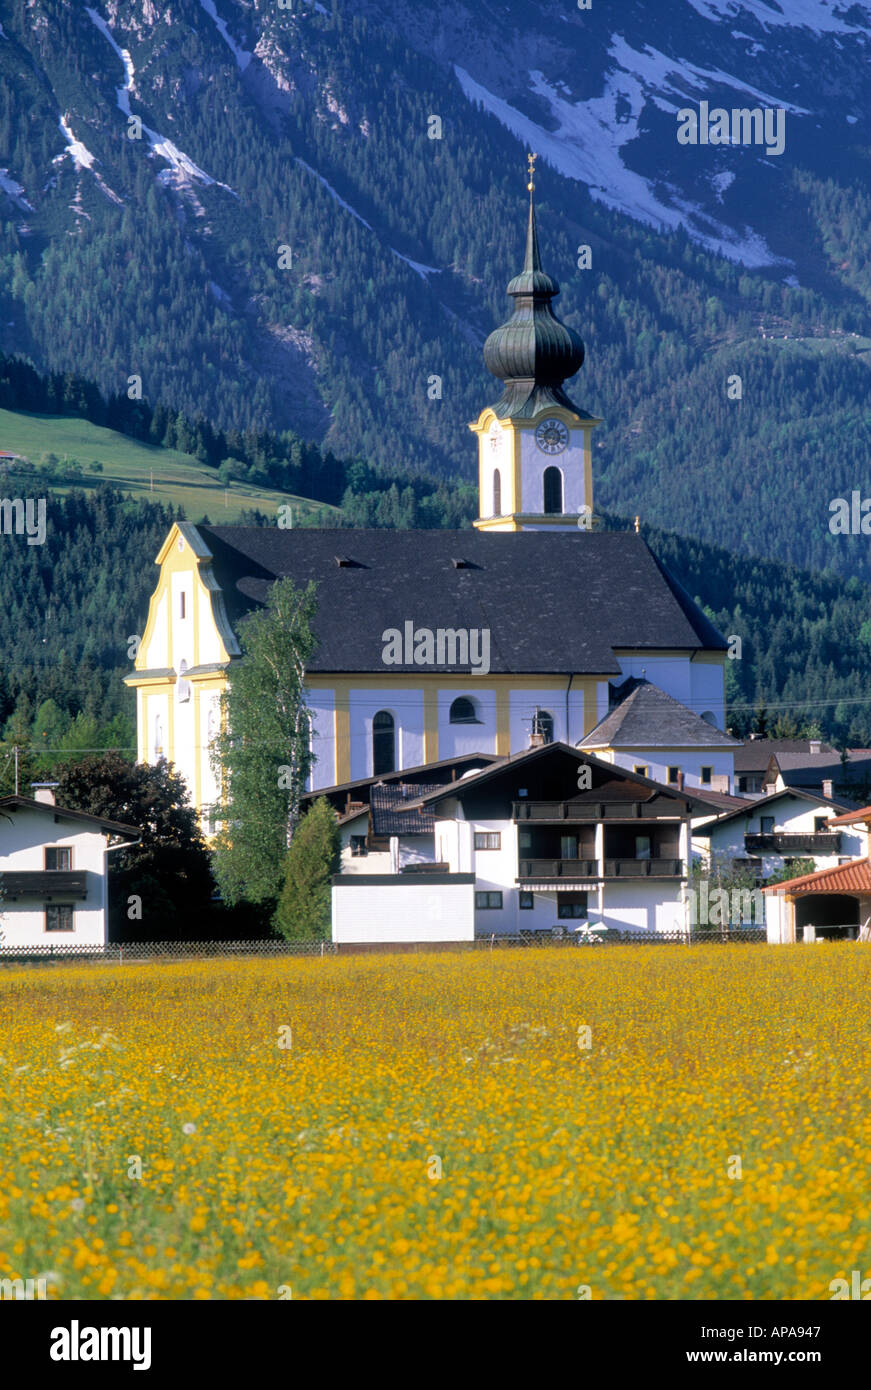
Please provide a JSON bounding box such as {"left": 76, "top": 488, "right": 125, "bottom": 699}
{"left": 733, "top": 739, "right": 837, "bottom": 773}
{"left": 580, "top": 679, "right": 739, "bottom": 749}
{"left": 370, "top": 782, "right": 442, "bottom": 835}
{"left": 194, "top": 527, "right": 727, "bottom": 676}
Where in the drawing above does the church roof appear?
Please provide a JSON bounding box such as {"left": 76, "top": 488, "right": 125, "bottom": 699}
{"left": 192, "top": 526, "right": 728, "bottom": 675}
{"left": 579, "top": 678, "right": 739, "bottom": 749}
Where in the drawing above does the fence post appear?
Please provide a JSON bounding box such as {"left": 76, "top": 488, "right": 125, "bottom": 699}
{"left": 320, "top": 940, "right": 324, "bottom": 957}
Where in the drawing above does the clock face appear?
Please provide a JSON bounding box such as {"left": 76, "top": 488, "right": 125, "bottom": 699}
{"left": 535, "top": 417, "right": 569, "bottom": 455}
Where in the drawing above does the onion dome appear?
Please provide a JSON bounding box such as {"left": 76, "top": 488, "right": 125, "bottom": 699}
{"left": 483, "top": 171, "right": 591, "bottom": 420}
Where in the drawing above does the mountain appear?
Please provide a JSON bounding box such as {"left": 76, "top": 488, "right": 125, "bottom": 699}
{"left": 3, "top": 1, "right": 871, "bottom": 575}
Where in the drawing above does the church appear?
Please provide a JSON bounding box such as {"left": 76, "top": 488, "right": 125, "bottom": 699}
{"left": 127, "top": 173, "right": 733, "bottom": 825}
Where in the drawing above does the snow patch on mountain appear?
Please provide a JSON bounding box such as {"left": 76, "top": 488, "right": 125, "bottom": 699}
{"left": 295, "top": 157, "right": 373, "bottom": 229}
{"left": 86, "top": 6, "right": 236, "bottom": 196}
{"left": 57, "top": 116, "right": 96, "bottom": 171}
{"left": 390, "top": 249, "right": 441, "bottom": 280}
{"left": 0, "top": 169, "right": 33, "bottom": 210}
{"left": 455, "top": 62, "right": 784, "bottom": 267}
{"left": 685, "top": 0, "right": 871, "bottom": 36}
{"left": 198, "top": 0, "right": 252, "bottom": 71}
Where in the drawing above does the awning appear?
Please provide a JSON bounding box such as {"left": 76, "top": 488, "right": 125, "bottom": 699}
{"left": 517, "top": 882, "right": 600, "bottom": 892}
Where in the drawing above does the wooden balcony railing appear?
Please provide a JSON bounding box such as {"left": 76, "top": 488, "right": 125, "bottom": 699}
{"left": 744, "top": 833, "right": 841, "bottom": 854}
{"left": 513, "top": 801, "right": 678, "bottom": 822}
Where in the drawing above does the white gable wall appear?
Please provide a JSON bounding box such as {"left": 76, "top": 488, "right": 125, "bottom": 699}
{"left": 0, "top": 810, "right": 110, "bottom": 947}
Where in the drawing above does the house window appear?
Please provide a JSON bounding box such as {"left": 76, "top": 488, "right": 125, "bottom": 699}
{"left": 560, "top": 835, "right": 578, "bottom": 860}
{"left": 760, "top": 816, "right": 774, "bottom": 834}
{"left": 475, "top": 832, "right": 501, "bottom": 850}
{"left": 814, "top": 817, "right": 829, "bottom": 833}
{"left": 635, "top": 836, "right": 651, "bottom": 860}
{"left": 532, "top": 709, "right": 554, "bottom": 743}
{"left": 45, "top": 904, "right": 74, "bottom": 932}
{"left": 493, "top": 468, "right": 501, "bottom": 517}
{"left": 700, "top": 766, "right": 713, "bottom": 785}
{"left": 667, "top": 766, "right": 680, "bottom": 784}
{"left": 45, "top": 847, "right": 72, "bottom": 870}
{"left": 519, "top": 891, "right": 534, "bottom": 910}
{"left": 372, "top": 711, "right": 395, "bottom": 775}
{"left": 738, "top": 776, "right": 747, "bottom": 792}
{"left": 450, "top": 697, "right": 480, "bottom": 725}
{"left": 475, "top": 891, "right": 503, "bottom": 909}
{"left": 543, "top": 466, "right": 563, "bottom": 514}
{"left": 518, "top": 830, "right": 533, "bottom": 851}
{"left": 634, "top": 764, "right": 648, "bottom": 778}
{"left": 558, "top": 893, "right": 588, "bottom": 919}
{"left": 350, "top": 836, "right": 367, "bottom": 857}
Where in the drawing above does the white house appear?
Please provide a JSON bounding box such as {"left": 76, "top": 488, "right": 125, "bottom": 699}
{"left": 0, "top": 788, "right": 139, "bottom": 951}
{"left": 763, "top": 802, "right": 871, "bottom": 942}
{"left": 692, "top": 786, "right": 861, "bottom": 885}
{"left": 330, "top": 743, "right": 719, "bottom": 945}
{"left": 579, "top": 677, "right": 740, "bottom": 797}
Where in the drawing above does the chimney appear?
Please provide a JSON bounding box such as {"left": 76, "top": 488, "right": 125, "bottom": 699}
{"left": 809, "top": 740, "right": 821, "bottom": 756}
{"left": 528, "top": 731, "right": 545, "bottom": 749}
{"left": 31, "top": 782, "right": 57, "bottom": 806}
{"left": 822, "top": 779, "right": 833, "bottom": 799}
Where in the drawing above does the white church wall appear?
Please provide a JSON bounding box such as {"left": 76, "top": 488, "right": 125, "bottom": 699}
{"left": 508, "top": 688, "right": 584, "bottom": 748}
{"left": 348, "top": 689, "right": 425, "bottom": 781}
{"left": 307, "top": 688, "right": 336, "bottom": 790}
{"left": 438, "top": 688, "right": 499, "bottom": 759}
{"left": 518, "top": 430, "right": 590, "bottom": 515}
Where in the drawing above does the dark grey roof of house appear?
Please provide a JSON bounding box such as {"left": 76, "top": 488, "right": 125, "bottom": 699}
{"left": 193, "top": 527, "right": 728, "bottom": 676}
{"left": 580, "top": 679, "right": 738, "bottom": 749}
{"left": 0, "top": 796, "right": 139, "bottom": 839}
{"left": 371, "top": 782, "right": 442, "bottom": 835}
{"left": 401, "top": 741, "right": 724, "bottom": 813}
{"left": 693, "top": 785, "right": 855, "bottom": 836}
{"left": 733, "top": 740, "right": 836, "bottom": 773}
{"left": 300, "top": 752, "right": 499, "bottom": 802}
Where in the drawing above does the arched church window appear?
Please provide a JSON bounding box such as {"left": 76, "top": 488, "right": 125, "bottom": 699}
{"left": 372, "top": 710, "right": 396, "bottom": 775}
{"left": 492, "top": 469, "right": 501, "bottom": 517}
{"left": 543, "top": 466, "right": 563, "bottom": 514}
{"left": 450, "top": 697, "right": 481, "bottom": 725}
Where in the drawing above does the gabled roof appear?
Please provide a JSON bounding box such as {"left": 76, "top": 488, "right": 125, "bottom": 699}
{"left": 762, "top": 857, "right": 871, "bottom": 896}
{"left": 693, "top": 785, "right": 854, "bottom": 836}
{"left": 401, "top": 741, "right": 723, "bottom": 813}
{"left": 0, "top": 796, "right": 139, "bottom": 840}
{"left": 301, "top": 752, "right": 499, "bottom": 803}
{"left": 580, "top": 679, "right": 738, "bottom": 749}
{"left": 190, "top": 527, "right": 728, "bottom": 676}
{"left": 734, "top": 739, "right": 837, "bottom": 773}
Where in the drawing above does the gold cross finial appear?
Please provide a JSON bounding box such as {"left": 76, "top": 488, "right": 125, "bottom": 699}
{"left": 527, "top": 152, "right": 537, "bottom": 193}
{"left": 634, "top": 515, "right": 640, "bottom": 533}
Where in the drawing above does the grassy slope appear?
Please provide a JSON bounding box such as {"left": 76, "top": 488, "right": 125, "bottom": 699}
{"left": 0, "top": 409, "right": 339, "bottom": 524}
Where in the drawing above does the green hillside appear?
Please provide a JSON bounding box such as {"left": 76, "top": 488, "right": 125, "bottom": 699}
{"left": 0, "top": 408, "right": 338, "bottom": 524}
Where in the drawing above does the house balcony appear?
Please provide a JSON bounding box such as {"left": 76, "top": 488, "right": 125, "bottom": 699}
{"left": 518, "top": 858, "right": 599, "bottom": 881}
{"left": 0, "top": 870, "right": 88, "bottom": 900}
{"left": 517, "top": 857, "right": 684, "bottom": 881}
{"left": 512, "top": 800, "right": 678, "bottom": 822}
{"left": 603, "top": 858, "right": 683, "bottom": 878}
{"left": 743, "top": 832, "right": 841, "bottom": 855}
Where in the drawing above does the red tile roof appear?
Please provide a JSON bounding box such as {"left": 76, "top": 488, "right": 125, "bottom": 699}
{"left": 829, "top": 805, "right": 871, "bottom": 825}
{"left": 762, "top": 857, "right": 871, "bottom": 896}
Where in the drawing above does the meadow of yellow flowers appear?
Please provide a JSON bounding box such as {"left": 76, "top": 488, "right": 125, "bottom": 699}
{"left": 0, "top": 945, "right": 869, "bottom": 1300}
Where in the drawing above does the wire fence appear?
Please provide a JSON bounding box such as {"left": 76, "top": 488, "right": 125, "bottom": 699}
{"left": 0, "top": 928, "right": 767, "bottom": 963}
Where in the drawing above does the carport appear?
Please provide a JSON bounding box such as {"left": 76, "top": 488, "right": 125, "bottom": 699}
{"left": 762, "top": 858, "right": 871, "bottom": 943}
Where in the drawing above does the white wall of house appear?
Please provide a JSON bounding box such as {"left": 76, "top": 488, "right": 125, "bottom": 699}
{"left": 696, "top": 796, "right": 863, "bottom": 878}
{"left": 601, "top": 880, "right": 686, "bottom": 935}
{"left": 604, "top": 748, "right": 735, "bottom": 794}
{"left": 0, "top": 811, "right": 110, "bottom": 948}
{"left": 332, "top": 878, "right": 475, "bottom": 943}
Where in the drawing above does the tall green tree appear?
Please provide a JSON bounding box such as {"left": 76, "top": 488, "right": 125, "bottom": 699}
{"left": 273, "top": 797, "right": 340, "bottom": 941}
{"left": 210, "top": 577, "right": 318, "bottom": 906}
{"left": 54, "top": 751, "right": 214, "bottom": 940}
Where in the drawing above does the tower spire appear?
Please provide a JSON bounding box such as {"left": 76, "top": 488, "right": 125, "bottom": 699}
{"left": 481, "top": 156, "right": 589, "bottom": 420}
{"left": 524, "top": 153, "right": 541, "bottom": 274}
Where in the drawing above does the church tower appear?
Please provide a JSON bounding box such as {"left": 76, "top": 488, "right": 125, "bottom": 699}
{"left": 471, "top": 156, "right": 601, "bottom": 531}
